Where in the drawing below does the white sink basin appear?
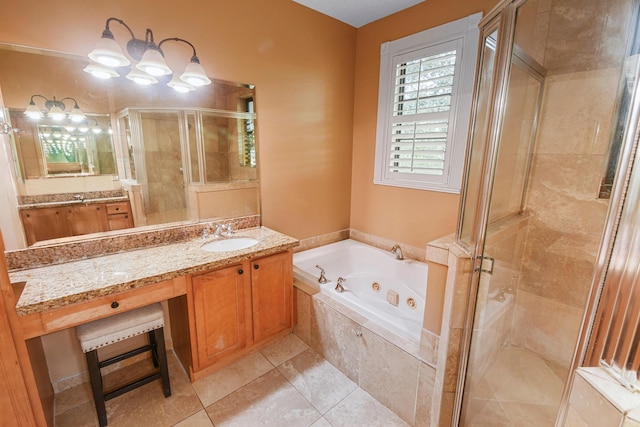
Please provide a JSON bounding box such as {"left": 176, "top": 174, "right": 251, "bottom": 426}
{"left": 201, "top": 237, "right": 259, "bottom": 253}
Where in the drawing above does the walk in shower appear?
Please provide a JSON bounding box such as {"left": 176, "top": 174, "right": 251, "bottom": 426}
{"left": 455, "top": 0, "right": 639, "bottom": 425}
{"left": 116, "top": 95, "right": 258, "bottom": 226}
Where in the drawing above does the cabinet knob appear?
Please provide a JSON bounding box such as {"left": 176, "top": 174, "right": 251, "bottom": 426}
{"left": 115, "top": 207, "right": 120, "bottom": 211}
{"left": 238, "top": 269, "right": 244, "bottom": 275}
{"left": 253, "top": 264, "right": 259, "bottom": 270}
{"left": 111, "top": 301, "right": 119, "bottom": 309}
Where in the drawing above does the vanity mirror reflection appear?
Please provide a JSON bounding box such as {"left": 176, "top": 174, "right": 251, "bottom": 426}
{"left": 0, "top": 43, "right": 260, "bottom": 246}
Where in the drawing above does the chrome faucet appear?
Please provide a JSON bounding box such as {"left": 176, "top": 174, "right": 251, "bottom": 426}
{"left": 315, "top": 265, "right": 329, "bottom": 284}
{"left": 335, "top": 277, "right": 346, "bottom": 293}
{"left": 391, "top": 244, "right": 404, "bottom": 260}
{"left": 213, "top": 223, "right": 233, "bottom": 238}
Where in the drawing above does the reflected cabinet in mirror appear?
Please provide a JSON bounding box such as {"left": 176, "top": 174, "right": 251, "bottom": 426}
{"left": 0, "top": 44, "right": 260, "bottom": 246}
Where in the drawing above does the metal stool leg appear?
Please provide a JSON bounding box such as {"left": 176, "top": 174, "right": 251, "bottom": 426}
{"left": 86, "top": 350, "right": 108, "bottom": 427}
{"left": 148, "top": 330, "right": 159, "bottom": 367}
{"left": 153, "top": 327, "right": 171, "bottom": 398}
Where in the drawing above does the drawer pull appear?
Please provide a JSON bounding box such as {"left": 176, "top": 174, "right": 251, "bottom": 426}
{"left": 111, "top": 301, "right": 119, "bottom": 309}
{"left": 253, "top": 264, "right": 259, "bottom": 270}
{"left": 238, "top": 269, "right": 244, "bottom": 275}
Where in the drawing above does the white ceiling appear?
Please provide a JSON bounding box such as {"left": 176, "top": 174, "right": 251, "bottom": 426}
{"left": 292, "top": 0, "right": 426, "bottom": 28}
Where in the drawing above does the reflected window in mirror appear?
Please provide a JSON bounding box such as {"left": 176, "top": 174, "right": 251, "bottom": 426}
{"left": 241, "top": 97, "right": 256, "bottom": 168}
{"left": 8, "top": 110, "right": 116, "bottom": 178}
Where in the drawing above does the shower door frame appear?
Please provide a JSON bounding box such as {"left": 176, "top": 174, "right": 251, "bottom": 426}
{"left": 453, "top": 0, "right": 640, "bottom": 425}
{"left": 452, "top": 1, "right": 517, "bottom": 424}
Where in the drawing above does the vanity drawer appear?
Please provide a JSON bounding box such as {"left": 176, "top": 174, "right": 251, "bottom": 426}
{"left": 19, "top": 276, "right": 188, "bottom": 339}
{"left": 106, "top": 202, "right": 130, "bottom": 215}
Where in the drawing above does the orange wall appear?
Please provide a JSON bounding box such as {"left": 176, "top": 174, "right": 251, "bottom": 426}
{"left": 0, "top": 0, "right": 356, "bottom": 240}
{"left": 351, "top": 0, "right": 500, "bottom": 248}
{"left": 0, "top": 0, "right": 502, "bottom": 248}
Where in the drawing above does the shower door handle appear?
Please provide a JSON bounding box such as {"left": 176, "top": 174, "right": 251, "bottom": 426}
{"left": 473, "top": 256, "right": 494, "bottom": 274}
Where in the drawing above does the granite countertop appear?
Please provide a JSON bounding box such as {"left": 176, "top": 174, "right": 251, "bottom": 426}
{"left": 10, "top": 227, "right": 298, "bottom": 316}
{"left": 18, "top": 196, "right": 130, "bottom": 210}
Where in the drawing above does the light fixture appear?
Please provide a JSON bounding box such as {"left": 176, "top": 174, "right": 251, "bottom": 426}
{"left": 86, "top": 18, "right": 211, "bottom": 91}
{"left": 125, "top": 68, "right": 158, "bottom": 85}
{"left": 24, "top": 95, "right": 86, "bottom": 122}
{"left": 167, "top": 75, "right": 195, "bottom": 93}
{"left": 179, "top": 57, "right": 211, "bottom": 87}
{"left": 83, "top": 62, "right": 120, "bottom": 79}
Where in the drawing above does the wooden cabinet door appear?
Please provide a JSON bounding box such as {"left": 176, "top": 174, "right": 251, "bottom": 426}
{"left": 106, "top": 202, "right": 134, "bottom": 231}
{"left": 68, "top": 204, "right": 108, "bottom": 236}
{"left": 20, "top": 207, "right": 71, "bottom": 246}
{"left": 107, "top": 213, "right": 134, "bottom": 231}
{"left": 251, "top": 251, "right": 293, "bottom": 343}
{"left": 191, "top": 262, "right": 252, "bottom": 369}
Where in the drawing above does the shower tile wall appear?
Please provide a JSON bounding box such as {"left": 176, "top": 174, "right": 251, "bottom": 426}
{"left": 511, "top": 67, "right": 619, "bottom": 371}
{"left": 141, "top": 114, "right": 187, "bottom": 225}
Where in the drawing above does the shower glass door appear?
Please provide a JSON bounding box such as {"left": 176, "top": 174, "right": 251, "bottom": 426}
{"left": 138, "top": 111, "right": 188, "bottom": 225}
{"left": 458, "top": 0, "right": 637, "bottom": 425}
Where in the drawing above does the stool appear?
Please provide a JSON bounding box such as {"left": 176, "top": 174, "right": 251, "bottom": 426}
{"left": 76, "top": 303, "right": 171, "bottom": 427}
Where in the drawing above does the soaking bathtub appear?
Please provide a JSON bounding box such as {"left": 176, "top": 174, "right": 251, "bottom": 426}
{"left": 293, "top": 239, "right": 428, "bottom": 342}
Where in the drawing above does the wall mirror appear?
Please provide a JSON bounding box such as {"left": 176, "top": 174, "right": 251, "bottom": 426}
{"left": 0, "top": 43, "right": 260, "bottom": 246}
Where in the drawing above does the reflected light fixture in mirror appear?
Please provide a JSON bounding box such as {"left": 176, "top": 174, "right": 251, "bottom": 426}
{"left": 24, "top": 95, "right": 86, "bottom": 122}
{"left": 85, "top": 17, "right": 211, "bottom": 91}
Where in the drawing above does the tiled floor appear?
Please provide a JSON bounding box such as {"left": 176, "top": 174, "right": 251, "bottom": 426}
{"left": 54, "top": 334, "right": 409, "bottom": 426}
{"left": 460, "top": 347, "right": 565, "bottom": 427}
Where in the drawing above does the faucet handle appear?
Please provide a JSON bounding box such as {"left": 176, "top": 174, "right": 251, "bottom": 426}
{"left": 315, "top": 265, "right": 329, "bottom": 283}
{"left": 226, "top": 223, "right": 233, "bottom": 235}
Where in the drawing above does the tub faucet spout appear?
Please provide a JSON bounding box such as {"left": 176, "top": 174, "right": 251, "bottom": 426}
{"left": 391, "top": 244, "right": 404, "bottom": 260}
{"left": 335, "top": 277, "right": 346, "bottom": 293}
{"left": 315, "top": 265, "right": 329, "bottom": 284}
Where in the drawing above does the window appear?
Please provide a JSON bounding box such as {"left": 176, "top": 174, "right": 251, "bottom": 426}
{"left": 374, "top": 13, "right": 481, "bottom": 193}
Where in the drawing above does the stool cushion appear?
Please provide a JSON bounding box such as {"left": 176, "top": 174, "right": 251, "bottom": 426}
{"left": 76, "top": 303, "right": 165, "bottom": 353}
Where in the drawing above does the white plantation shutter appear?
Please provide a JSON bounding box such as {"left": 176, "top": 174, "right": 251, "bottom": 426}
{"left": 374, "top": 13, "right": 481, "bottom": 193}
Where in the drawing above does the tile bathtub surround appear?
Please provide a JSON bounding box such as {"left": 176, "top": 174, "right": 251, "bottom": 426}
{"left": 54, "top": 334, "right": 408, "bottom": 427}
{"left": 349, "top": 228, "right": 427, "bottom": 263}
{"left": 11, "top": 225, "right": 296, "bottom": 315}
{"left": 295, "top": 285, "right": 436, "bottom": 426}
{"left": 296, "top": 229, "right": 351, "bottom": 253}
{"left": 6, "top": 214, "right": 261, "bottom": 271}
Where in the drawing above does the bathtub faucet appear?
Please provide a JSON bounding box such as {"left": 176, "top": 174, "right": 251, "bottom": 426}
{"left": 335, "top": 277, "right": 346, "bottom": 293}
{"left": 390, "top": 244, "right": 404, "bottom": 260}
{"left": 315, "top": 265, "right": 329, "bottom": 284}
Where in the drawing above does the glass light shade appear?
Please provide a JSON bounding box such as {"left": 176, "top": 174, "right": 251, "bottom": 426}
{"left": 167, "top": 76, "right": 195, "bottom": 93}
{"left": 125, "top": 68, "right": 158, "bottom": 85}
{"left": 88, "top": 37, "right": 131, "bottom": 67}
{"left": 179, "top": 60, "right": 211, "bottom": 86}
{"left": 24, "top": 103, "right": 44, "bottom": 119}
{"left": 48, "top": 106, "right": 66, "bottom": 121}
{"left": 68, "top": 107, "right": 86, "bottom": 123}
{"left": 91, "top": 125, "right": 102, "bottom": 134}
{"left": 83, "top": 62, "right": 119, "bottom": 79}
{"left": 136, "top": 49, "right": 172, "bottom": 76}
{"left": 78, "top": 126, "right": 89, "bottom": 133}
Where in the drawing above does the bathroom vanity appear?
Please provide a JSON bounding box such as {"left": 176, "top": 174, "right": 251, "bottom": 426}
{"left": 3, "top": 224, "right": 298, "bottom": 424}
{"left": 19, "top": 199, "right": 134, "bottom": 245}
